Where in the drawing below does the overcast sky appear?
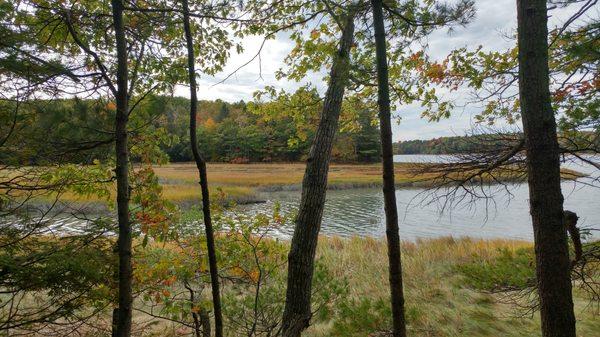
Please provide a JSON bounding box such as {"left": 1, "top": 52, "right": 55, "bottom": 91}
{"left": 174, "top": 0, "right": 588, "bottom": 141}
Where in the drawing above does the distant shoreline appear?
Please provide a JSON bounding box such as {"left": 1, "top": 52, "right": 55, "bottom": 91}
{"left": 18, "top": 161, "right": 581, "bottom": 207}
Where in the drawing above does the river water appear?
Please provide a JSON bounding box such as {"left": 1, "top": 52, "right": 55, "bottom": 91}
{"left": 239, "top": 155, "right": 600, "bottom": 241}
{"left": 11, "top": 155, "right": 598, "bottom": 241}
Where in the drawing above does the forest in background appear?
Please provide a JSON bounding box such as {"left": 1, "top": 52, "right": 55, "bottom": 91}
{"left": 393, "top": 135, "right": 493, "bottom": 154}
{"left": 0, "top": 95, "right": 381, "bottom": 165}
{"left": 394, "top": 132, "right": 600, "bottom": 155}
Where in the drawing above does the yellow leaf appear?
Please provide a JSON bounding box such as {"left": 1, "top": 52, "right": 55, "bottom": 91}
{"left": 310, "top": 29, "right": 320, "bottom": 40}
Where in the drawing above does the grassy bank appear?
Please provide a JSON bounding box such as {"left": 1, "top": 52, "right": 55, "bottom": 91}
{"left": 154, "top": 162, "right": 429, "bottom": 204}
{"left": 156, "top": 162, "right": 428, "bottom": 190}
{"left": 4, "top": 231, "right": 598, "bottom": 336}
{"left": 309, "top": 236, "right": 598, "bottom": 336}
{"left": 136, "top": 236, "right": 597, "bottom": 336}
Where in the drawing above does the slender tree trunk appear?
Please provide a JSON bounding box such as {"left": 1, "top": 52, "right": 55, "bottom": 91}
{"left": 281, "top": 14, "right": 355, "bottom": 337}
{"left": 370, "top": 1, "right": 407, "bottom": 336}
{"left": 199, "top": 310, "right": 211, "bottom": 337}
{"left": 181, "top": 1, "right": 223, "bottom": 336}
{"left": 516, "top": 1, "right": 576, "bottom": 336}
{"left": 563, "top": 210, "right": 582, "bottom": 266}
{"left": 111, "top": 0, "right": 132, "bottom": 336}
{"left": 184, "top": 281, "right": 203, "bottom": 337}
{"left": 111, "top": 308, "right": 119, "bottom": 337}
{"left": 192, "top": 312, "right": 202, "bottom": 337}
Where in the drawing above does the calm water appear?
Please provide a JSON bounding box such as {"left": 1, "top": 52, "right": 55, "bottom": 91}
{"left": 14, "top": 155, "right": 598, "bottom": 241}
{"left": 239, "top": 155, "right": 600, "bottom": 241}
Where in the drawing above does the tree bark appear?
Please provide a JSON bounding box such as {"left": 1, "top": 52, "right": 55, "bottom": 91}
{"left": 185, "top": 281, "right": 205, "bottom": 337}
{"left": 181, "top": 1, "right": 223, "bottom": 336}
{"left": 199, "top": 310, "right": 211, "bottom": 337}
{"left": 564, "top": 210, "right": 583, "bottom": 266}
{"left": 516, "top": 1, "right": 576, "bottom": 336}
{"left": 111, "top": 0, "right": 132, "bottom": 336}
{"left": 281, "top": 14, "right": 355, "bottom": 337}
{"left": 370, "top": 1, "right": 407, "bottom": 336}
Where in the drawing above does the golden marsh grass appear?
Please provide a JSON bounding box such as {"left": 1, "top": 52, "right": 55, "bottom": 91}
{"left": 2, "top": 162, "right": 583, "bottom": 204}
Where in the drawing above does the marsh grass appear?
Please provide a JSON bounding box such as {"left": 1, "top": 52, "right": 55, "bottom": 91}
{"left": 6, "top": 236, "right": 598, "bottom": 336}
{"left": 153, "top": 162, "right": 423, "bottom": 189}
{"left": 143, "top": 236, "right": 598, "bottom": 336}
{"left": 308, "top": 236, "right": 599, "bottom": 337}
{"left": 4, "top": 162, "right": 584, "bottom": 206}
{"left": 152, "top": 162, "right": 583, "bottom": 198}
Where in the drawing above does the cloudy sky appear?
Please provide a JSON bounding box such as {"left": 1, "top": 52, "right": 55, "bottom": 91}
{"left": 175, "top": 0, "right": 587, "bottom": 141}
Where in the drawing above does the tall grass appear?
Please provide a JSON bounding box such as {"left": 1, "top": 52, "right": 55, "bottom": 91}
{"left": 308, "top": 236, "right": 599, "bottom": 337}
{"left": 153, "top": 162, "right": 424, "bottom": 188}
{"left": 7, "top": 162, "right": 583, "bottom": 205}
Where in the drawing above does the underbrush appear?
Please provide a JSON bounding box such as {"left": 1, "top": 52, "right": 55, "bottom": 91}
{"left": 3, "top": 227, "right": 598, "bottom": 336}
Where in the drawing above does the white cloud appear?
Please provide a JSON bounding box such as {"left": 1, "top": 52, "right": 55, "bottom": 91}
{"left": 175, "top": 0, "right": 587, "bottom": 141}
{"left": 174, "top": 32, "right": 306, "bottom": 101}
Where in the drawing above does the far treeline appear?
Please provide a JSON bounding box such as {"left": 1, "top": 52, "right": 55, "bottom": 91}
{"left": 0, "top": 95, "right": 381, "bottom": 165}
{"left": 394, "top": 133, "right": 600, "bottom": 155}
{"left": 393, "top": 135, "right": 495, "bottom": 154}
{"left": 159, "top": 95, "right": 382, "bottom": 163}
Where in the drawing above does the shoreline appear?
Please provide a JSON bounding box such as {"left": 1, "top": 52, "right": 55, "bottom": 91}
{"left": 21, "top": 160, "right": 583, "bottom": 206}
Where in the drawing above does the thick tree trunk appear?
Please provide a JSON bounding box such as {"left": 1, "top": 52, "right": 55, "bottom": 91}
{"left": 516, "top": 1, "right": 576, "bottom": 336}
{"left": 181, "top": 1, "right": 223, "bottom": 336}
{"left": 111, "top": 1, "right": 132, "bottom": 336}
{"left": 370, "top": 1, "right": 407, "bottom": 336}
{"left": 281, "top": 14, "right": 355, "bottom": 337}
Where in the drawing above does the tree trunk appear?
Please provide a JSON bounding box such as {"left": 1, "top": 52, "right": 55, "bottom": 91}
{"left": 563, "top": 210, "right": 582, "bottom": 266}
{"left": 181, "top": 1, "right": 224, "bottom": 336}
{"left": 281, "top": 14, "right": 355, "bottom": 337}
{"left": 111, "top": 0, "right": 132, "bottom": 336}
{"left": 111, "top": 308, "right": 119, "bottom": 337}
{"left": 199, "top": 310, "right": 211, "bottom": 337}
{"left": 185, "top": 281, "right": 205, "bottom": 337}
{"left": 370, "top": 1, "right": 407, "bottom": 336}
{"left": 516, "top": 1, "right": 576, "bottom": 336}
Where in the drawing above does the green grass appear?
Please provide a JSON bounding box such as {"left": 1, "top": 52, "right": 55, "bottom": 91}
{"left": 455, "top": 246, "right": 536, "bottom": 291}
